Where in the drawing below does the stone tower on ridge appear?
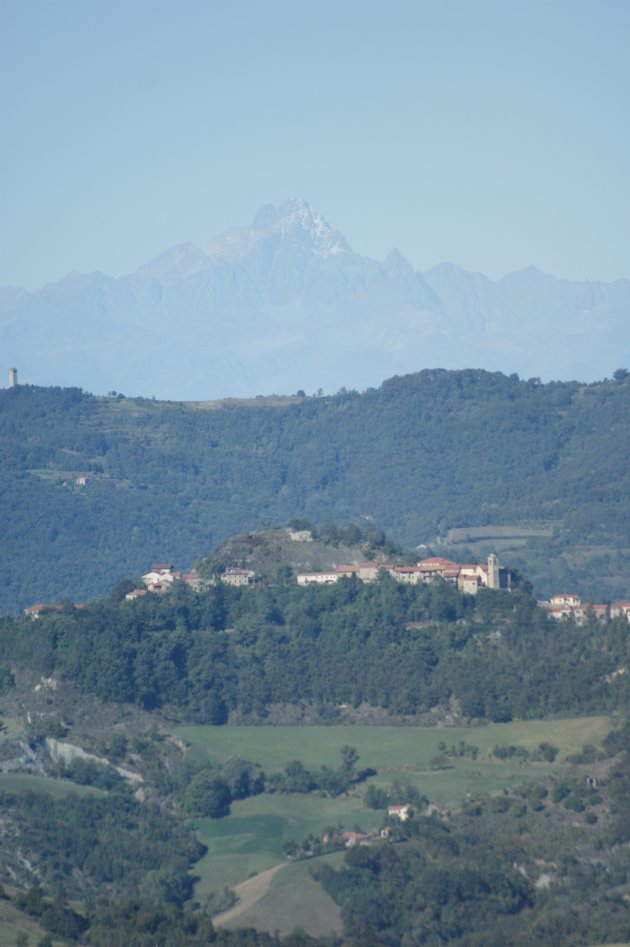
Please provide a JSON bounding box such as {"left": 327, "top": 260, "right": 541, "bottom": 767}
{"left": 8, "top": 367, "right": 17, "bottom": 388}
{"left": 487, "top": 552, "right": 500, "bottom": 590}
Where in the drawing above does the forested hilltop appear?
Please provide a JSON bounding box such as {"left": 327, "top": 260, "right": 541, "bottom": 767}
{"left": 2, "top": 368, "right": 630, "bottom": 612}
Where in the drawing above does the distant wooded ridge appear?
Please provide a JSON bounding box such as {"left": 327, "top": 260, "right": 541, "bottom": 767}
{"left": 1, "top": 367, "right": 630, "bottom": 613}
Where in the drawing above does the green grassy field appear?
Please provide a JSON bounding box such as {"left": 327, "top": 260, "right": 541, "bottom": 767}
{"left": 0, "top": 772, "right": 106, "bottom": 799}
{"left": 178, "top": 716, "right": 610, "bottom": 773}
{"left": 184, "top": 715, "right": 611, "bottom": 929}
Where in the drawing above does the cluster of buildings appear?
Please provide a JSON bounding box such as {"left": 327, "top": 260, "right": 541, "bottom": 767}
{"left": 539, "top": 593, "right": 630, "bottom": 625}
{"left": 29, "top": 555, "right": 512, "bottom": 614}
{"left": 26, "top": 555, "right": 630, "bottom": 628}
{"left": 323, "top": 805, "right": 411, "bottom": 849}
{"left": 124, "top": 563, "right": 204, "bottom": 600}
{"left": 297, "top": 553, "right": 511, "bottom": 596}
{"left": 125, "top": 563, "right": 257, "bottom": 600}
{"left": 125, "top": 555, "right": 511, "bottom": 603}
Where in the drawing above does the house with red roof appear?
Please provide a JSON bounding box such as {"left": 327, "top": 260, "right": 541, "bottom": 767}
{"left": 541, "top": 594, "right": 609, "bottom": 624}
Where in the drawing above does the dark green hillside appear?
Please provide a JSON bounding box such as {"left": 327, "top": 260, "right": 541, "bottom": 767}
{"left": 2, "top": 369, "right": 630, "bottom": 611}
{"left": 3, "top": 578, "right": 629, "bottom": 724}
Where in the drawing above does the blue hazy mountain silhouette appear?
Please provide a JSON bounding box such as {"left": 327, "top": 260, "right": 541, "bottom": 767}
{"left": 1, "top": 196, "right": 628, "bottom": 399}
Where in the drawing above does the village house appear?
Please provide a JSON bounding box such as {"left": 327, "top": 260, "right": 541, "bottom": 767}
{"left": 611, "top": 602, "right": 630, "bottom": 622}
{"left": 540, "top": 595, "right": 609, "bottom": 624}
{"left": 296, "top": 571, "right": 339, "bottom": 586}
{"left": 180, "top": 569, "right": 203, "bottom": 591}
{"left": 220, "top": 567, "right": 256, "bottom": 587}
{"left": 387, "top": 804, "right": 411, "bottom": 821}
{"left": 336, "top": 562, "right": 386, "bottom": 582}
{"left": 387, "top": 566, "right": 427, "bottom": 585}
{"left": 458, "top": 573, "right": 484, "bottom": 595}
{"left": 141, "top": 563, "right": 175, "bottom": 591}
{"left": 141, "top": 565, "right": 176, "bottom": 594}
{"left": 549, "top": 593, "right": 581, "bottom": 607}
{"left": 340, "top": 831, "right": 370, "bottom": 847}
{"left": 140, "top": 563, "right": 205, "bottom": 595}
{"left": 416, "top": 557, "right": 460, "bottom": 580}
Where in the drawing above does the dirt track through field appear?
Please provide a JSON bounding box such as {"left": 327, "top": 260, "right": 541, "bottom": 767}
{"left": 212, "top": 864, "right": 285, "bottom": 926}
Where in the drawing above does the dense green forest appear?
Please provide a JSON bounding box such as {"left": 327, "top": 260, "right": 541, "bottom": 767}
{"left": 2, "top": 369, "right": 630, "bottom": 611}
{"left": 3, "top": 576, "right": 630, "bottom": 725}
{"left": 1, "top": 787, "right": 204, "bottom": 903}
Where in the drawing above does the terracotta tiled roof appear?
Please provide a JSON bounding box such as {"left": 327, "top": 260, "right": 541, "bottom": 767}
{"left": 417, "top": 557, "right": 459, "bottom": 570}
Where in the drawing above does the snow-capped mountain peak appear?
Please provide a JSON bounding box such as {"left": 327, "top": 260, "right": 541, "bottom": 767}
{"left": 253, "top": 196, "right": 350, "bottom": 256}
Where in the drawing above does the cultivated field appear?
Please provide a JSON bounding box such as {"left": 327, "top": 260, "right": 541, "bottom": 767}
{"left": 216, "top": 853, "right": 346, "bottom": 937}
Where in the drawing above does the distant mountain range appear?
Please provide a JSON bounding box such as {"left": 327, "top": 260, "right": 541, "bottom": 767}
{"left": 2, "top": 196, "right": 629, "bottom": 399}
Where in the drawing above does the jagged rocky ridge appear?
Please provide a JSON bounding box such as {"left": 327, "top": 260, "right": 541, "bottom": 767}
{"left": 1, "top": 197, "right": 629, "bottom": 399}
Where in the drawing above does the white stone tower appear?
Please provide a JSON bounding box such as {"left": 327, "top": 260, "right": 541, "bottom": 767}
{"left": 8, "top": 367, "right": 17, "bottom": 388}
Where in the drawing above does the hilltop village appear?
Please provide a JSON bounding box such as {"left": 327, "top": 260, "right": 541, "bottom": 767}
{"left": 124, "top": 552, "right": 511, "bottom": 598}
{"left": 125, "top": 550, "right": 630, "bottom": 626}
{"left": 23, "top": 532, "right": 630, "bottom": 626}
{"left": 135, "top": 550, "right": 630, "bottom": 620}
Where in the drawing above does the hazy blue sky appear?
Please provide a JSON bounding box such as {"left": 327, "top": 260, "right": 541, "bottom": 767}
{"left": 2, "top": 0, "right": 629, "bottom": 289}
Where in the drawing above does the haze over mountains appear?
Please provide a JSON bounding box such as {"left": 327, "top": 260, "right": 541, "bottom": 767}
{"left": 2, "top": 196, "right": 629, "bottom": 400}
